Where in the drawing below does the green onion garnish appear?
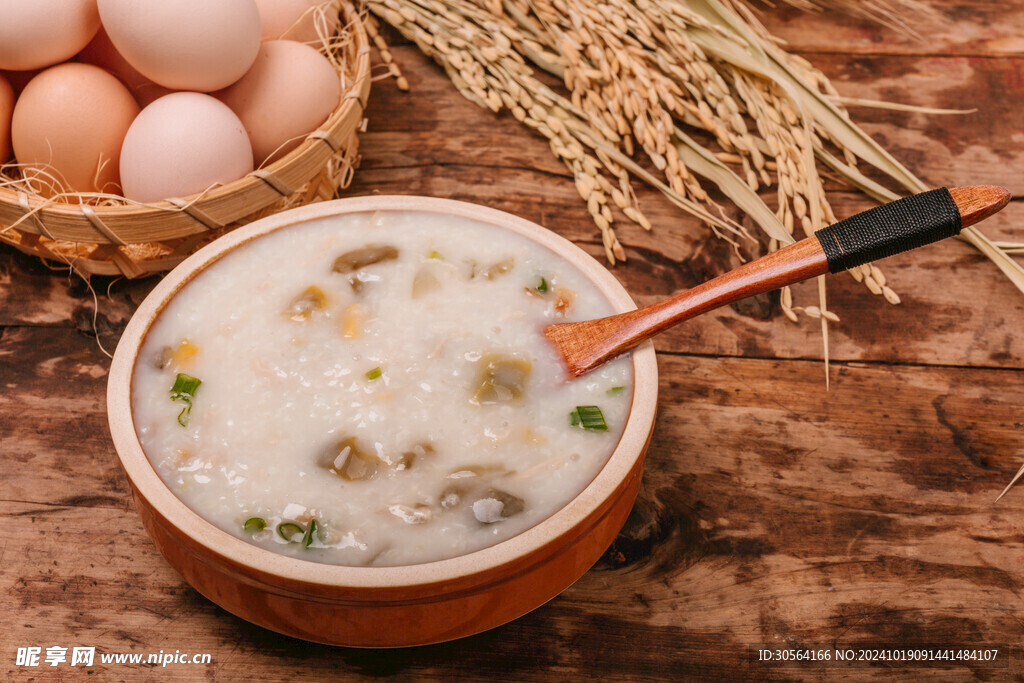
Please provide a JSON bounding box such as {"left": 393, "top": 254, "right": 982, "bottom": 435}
{"left": 570, "top": 405, "right": 608, "bottom": 431}
{"left": 607, "top": 386, "right": 625, "bottom": 395}
{"left": 169, "top": 373, "right": 202, "bottom": 427}
{"left": 536, "top": 277, "right": 548, "bottom": 293}
{"left": 302, "top": 519, "right": 319, "bottom": 548}
{"left": 243, "top": 517, "right": 266, "bottom": 533}
{"left": 277, "top": 522, "right": 305, "bottom": 542}
{"left": 365, "top": 366, "right": 382, "bottom": 380}
{"left": 429, "top": 250, "right": 443, "bottom": 259}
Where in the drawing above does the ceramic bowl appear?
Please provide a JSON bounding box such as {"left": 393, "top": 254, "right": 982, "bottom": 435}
{"left": 107, "top": 195, "right": 658, "bottom": 647}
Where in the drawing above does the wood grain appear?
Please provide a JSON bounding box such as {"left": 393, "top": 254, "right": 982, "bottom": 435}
{"left": 949, "top": 186, "right": 1012, "bottom": 226}
{"left": 2, "top": 2, "right": 1023, "bottom": 679}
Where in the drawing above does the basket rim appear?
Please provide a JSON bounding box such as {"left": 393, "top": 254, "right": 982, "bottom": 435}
{"left": 0, "top": 0, "right": 371, "bottom": 247}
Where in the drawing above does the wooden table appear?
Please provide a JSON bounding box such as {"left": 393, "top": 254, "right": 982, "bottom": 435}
{"left": 3, "top": 2, "right": 1022, "bottom": 679}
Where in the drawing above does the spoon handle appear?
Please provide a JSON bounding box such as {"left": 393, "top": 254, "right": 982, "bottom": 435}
{"left": 547, "top": 186, "right": 1010, "bottom": 377}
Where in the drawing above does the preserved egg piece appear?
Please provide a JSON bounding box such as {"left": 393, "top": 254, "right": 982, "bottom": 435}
{"left": 472, "top": 489, "right": 525, "bottom": 523}
{"left": 471, "top": 354, "right": 532, "bottom": 404}
{"left": 319, "top": 437, "right": 381, "bottom": 481}
{"left": 392, "top": 442, "right": 433, "bottom": 470}
{"left": 286, "top": 285, "right": 327, "bottom": 321}
{"left": 411, "top": 265, "right": 441, "bottom": 298}
{"left": 153, "top": 345, "right": 173, "bottom": 369}
{"left": 332, "top": 245, "right": 399, "bottom": 273}
{"left": 480, "top": 257, "right": 514, "bottom": 280}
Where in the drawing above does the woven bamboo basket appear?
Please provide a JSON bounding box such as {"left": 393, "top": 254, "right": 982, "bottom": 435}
{"left": 0, "top": 1, "right": 371, "bottom": 279}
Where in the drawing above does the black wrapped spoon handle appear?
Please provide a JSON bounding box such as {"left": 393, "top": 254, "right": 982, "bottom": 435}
{"left": 546, "top": 185, "right": 1012, "bottom": 377}
{"left": 816, "top": 187, "right": 964, "bottom": 273}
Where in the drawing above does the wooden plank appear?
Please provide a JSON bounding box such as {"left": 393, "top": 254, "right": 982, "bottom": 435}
{"left": 759, "top": 0, "right": 1024, "bottom": 57}
{"left": 0, "top": 248, "right": 149, "bottom": 337}
{"left": 2, "top": 326, "right": 1021, "bottom": 678}
{"left": 1, "top": 5, "right": 1022, "bottom": 677}
{"left": 0, "top": 327, "right": 129, "bottom": 505}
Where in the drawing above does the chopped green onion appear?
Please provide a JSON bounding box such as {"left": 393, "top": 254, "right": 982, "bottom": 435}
{"left": 570, "top": 405, "right": 608, "bottom": 431}
{"left": 536, "top": 277, "right": 548, "bottom": 293}
{"left": 365, "top": 366, "right": 382, "bottom": 380}
{"left": 243, "top": 517, "right": 266, "bottom": 533}
{"left": 607, "top": 386, "right": 625, "bottom": 395}
{"left": 302, "top": 519, "right": 319, "bottom": 548}
{"left": 169, "top": 373, "right": 201, "bottom": 427}
{"left": 277, "top": 522, "right": 305, "bottom": 542}
{"left": 429, "top": 250, "right": 443, "bottom": 260}
{"left": 171, "top": 372, "right": 201, "bottom": 396}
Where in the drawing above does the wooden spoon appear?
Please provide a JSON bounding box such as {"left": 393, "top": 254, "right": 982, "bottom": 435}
{"left": 545, "top": 185, "right": 1011, "bottom": 377}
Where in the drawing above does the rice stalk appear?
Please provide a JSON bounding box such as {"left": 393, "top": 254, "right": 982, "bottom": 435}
{"left": 994, "top": 242, "right": 1024, "bottom": 256}
{"left": 995, "top": 462, "right": 1024, "bottom": 503}
{"left": 366, "top": 0, "right": 1024, "bottom": 340}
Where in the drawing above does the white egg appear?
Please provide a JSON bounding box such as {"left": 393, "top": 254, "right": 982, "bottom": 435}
{"left": 98, "top": 0, "right": 262, "bottom": 92}
{"left": 120, "top": 93, "right": 254, "bottom": 203}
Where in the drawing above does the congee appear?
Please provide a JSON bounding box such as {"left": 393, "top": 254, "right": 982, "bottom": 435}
{"left": 131, "top": 210, "right": 633, "bottom": 566}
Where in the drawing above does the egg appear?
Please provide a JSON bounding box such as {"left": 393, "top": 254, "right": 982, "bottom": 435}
{"left": 11, "top": 64, "right": 139, "bottom": 196}
{"left": 0, "top": 0, "right": 101, "bottom": 71}
{"left": 254, "top": 0, "right": 339, "bottom": 44}
{"left": 120, "top": 93, "right": 254, "bottom": 203}
{"left": 77, "top": 26, "right": 172, "bottom": 107}
{"left": 216, "top": 40, "right": 340, "bottom": 166}
{"left": 0, "top": 74, "right": 13, "bottom": 162}
{"left": 98, "top": 0, "right": 262, "bottom": 92}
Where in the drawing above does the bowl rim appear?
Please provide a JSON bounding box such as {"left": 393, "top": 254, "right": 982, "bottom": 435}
{"left": 107, "top": 195, "right": 658, "bottom": 590}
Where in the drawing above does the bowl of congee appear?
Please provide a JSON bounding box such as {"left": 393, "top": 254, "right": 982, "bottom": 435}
{"left": 107, "top": 195, "right": 658, "bottom": 647}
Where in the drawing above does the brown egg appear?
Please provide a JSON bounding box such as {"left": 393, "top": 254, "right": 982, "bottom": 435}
{"left": 0, "top": 0, "right": 101, "bottom": 71}
{"left": 0, "top": 74, "right": 14, "bottom": 162}
{"left": 11, "top": 64, "right": 139, "bottom": 196}
{"left": 77, "top": 26, "right": 172, "bottom": 108}
{"left": 216, "top": 40, "right": 340, "bottom": 166}
{"left": 254, "top": 0, "right": 339, "bottom": 44}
